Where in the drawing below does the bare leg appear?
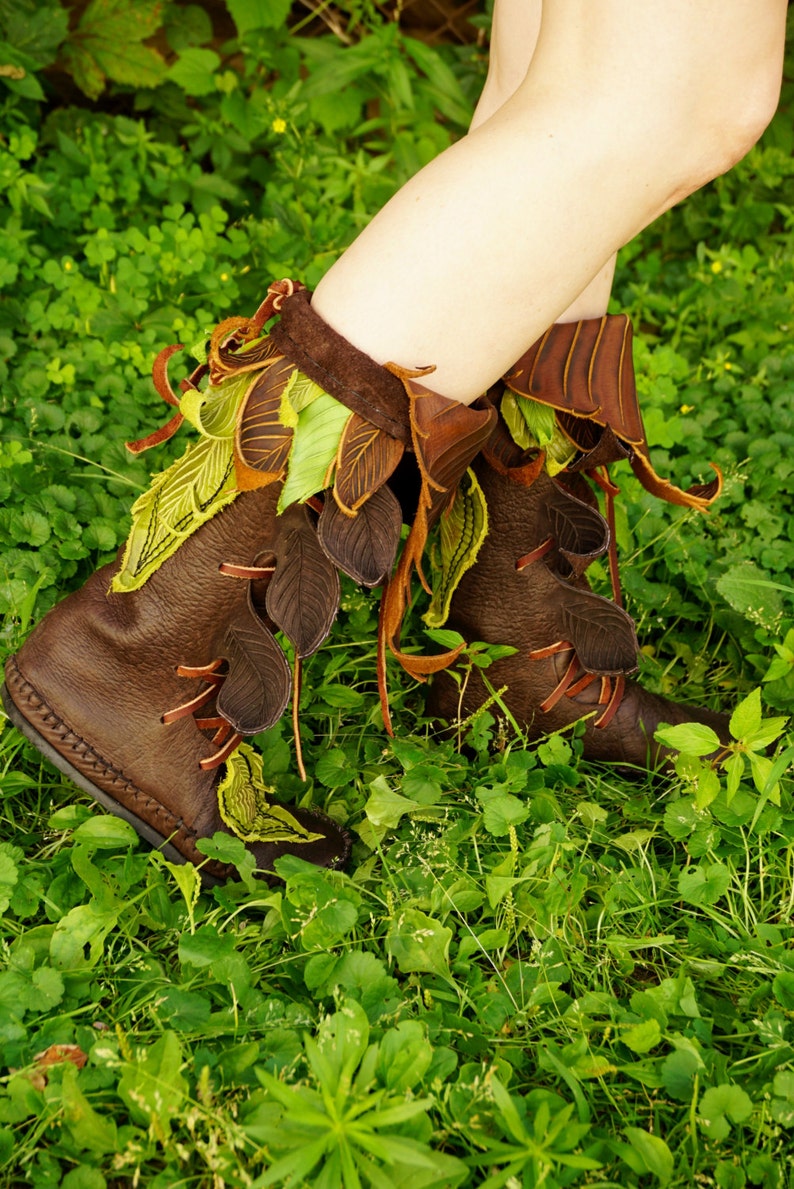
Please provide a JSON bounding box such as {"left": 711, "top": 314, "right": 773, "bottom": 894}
{"left": 469, "top": 0, "right": 616, "bottom": 324}
{"left": 313, "top": 0, "right": 786, "bottom": 403}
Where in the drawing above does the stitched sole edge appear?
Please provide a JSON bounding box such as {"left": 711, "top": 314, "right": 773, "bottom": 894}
{"left": 2, "top": 679, "right": 188, "bottom": 868}
{"left": 2, "top": 677, "right": 353, "bottom": 880}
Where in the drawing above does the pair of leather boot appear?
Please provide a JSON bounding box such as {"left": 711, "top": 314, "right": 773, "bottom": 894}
{"left": 2, "top": 285, "right": 725, "bottom": 880}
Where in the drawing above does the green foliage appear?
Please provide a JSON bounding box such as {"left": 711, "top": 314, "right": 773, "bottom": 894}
{"left": 0, "top": 2, "right": 792, "bottom": 1186}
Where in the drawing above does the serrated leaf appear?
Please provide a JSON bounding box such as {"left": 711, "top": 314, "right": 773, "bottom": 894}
{"left": 425, "top": 467, "right": 488, "bottom": 628}
{"left": 112, "top": 436, "right": 238, "bottom": 592}
{"left": 716, "top": 563, "right": 784, "bottom": 631}
{"left": 62, "top": 0, "right": 167, "bottom": 99}
{"left": 217, "top": 747, "right": 322, "bottom": 844}
{"left": 661, "top": 1048, "right": 703, "bottom": 1101}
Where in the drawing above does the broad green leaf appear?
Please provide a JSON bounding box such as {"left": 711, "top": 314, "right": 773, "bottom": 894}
{"left": 62, "top": 0, "right": 167, "bottom": 99}
{"left": 178, "top": 924, "right": 237, "bottom": 969}
{"left": 50, "top": 902, "right": 122, "bottom": 969}
{"left": 377, "top": 1020, "right": 433, "bottom": 1092}
{"left": 716, "top": 564, "right": 784, "bottom": 631}
{"left": 365, "top": 777, "right": 420, "bottom": 830}
{"left": 425, "top": 468, "right": 488, "bottom": 629}
{"left": 72, "top": 815, "right": 138, "bottom": 849}
{"left": 678, "top": 862, "right": 732, "bottom": 907}
{"left": 167, "top": 47, "right": 220, "bottom": 96}
{"left": 729, "top": 686, "right": 763, "bottom": 740}
{"left": 278, "top": 389, "right": 350, "bottom": 512}
{"left": 117, "top": 1031, "right": 188, "bottom": 1131}
{"left": 60, "top": 1063, "right": 118, "bottom": 1155}
{"left": 314, "top": 748, "right": 357, "bottom": 789}
{"left": 112, "top": 436, "right": 238, "bottom": 592}
{"left": 480, "top": 793, "right": 530, "bottom": 837}
{"left": 0, "top": 851, "right": 18, "bottom": 916}
{"left": 228, "top": 0, "right": 291, "bottom": 34}
{"left": 620, "top": 1127, "right": 674, "bottom": 1184}
{"left": 387, "top": 908, "right": 452, "bottom": 978}
{"left": 654, "top": 721, "right": 722, "bottom": 757}
{"left": 699, "top": 1084, "right": 753, "bottom": 1141}
{"left": 661, "top": 1047, "right": 703, "bottom": 1101}
{"left": 622, "top": 1018, "right": 662, "bottom": 1054}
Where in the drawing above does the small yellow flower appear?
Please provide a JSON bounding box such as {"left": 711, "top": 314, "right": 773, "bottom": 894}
{"left": 680, "top": 404, "right": 695, "bottom": 414}
{"left": 220, "top": 272, "right": 230, "bottom": 282}
{"left": 711, "top": 260, "right": 723, "bottom": 273}
{"left": 724, "top": 361, "right": 733, "bottom": 370}
{"left": 271, "top": 118, "right": 287, "bottom": 135}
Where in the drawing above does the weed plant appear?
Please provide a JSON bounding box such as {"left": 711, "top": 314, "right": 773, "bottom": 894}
{"left": 0, "top": 3, "right": 792, "bottom": 1187}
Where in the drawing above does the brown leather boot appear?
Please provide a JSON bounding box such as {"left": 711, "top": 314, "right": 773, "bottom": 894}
{"left": 2, "top": 281, "right": 495, "bottom": 878}
{"left": 427, "top": 316, "right": 727, "bottom": 766}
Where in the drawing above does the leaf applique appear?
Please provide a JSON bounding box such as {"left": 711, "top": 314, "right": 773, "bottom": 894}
{"left": 216, "top": 600, "right": 292, "bottom": 735}
{"left": 235, "top": 358, "right": 296, "bottom": 491}
{"left": 277, "top": 389, "right": 351, "bottom": 513}
{"left": 180, "top": 369, "right": 253, "bottom": 441}
{"left": 379, "top": 375, "right": 496, "bottom": 688}
{"left": 112, "top": 436, "right": 238, "bottom": 593}
{"left": 317, "top": 484, "right": 403, "bottom": 588}
{"left": 556, "top": 575, "right": 639, "bottom": 675}
{"left": 424, "top": 467, "right": 489, "bottom": 629}
{"left": 542, "top": 476, "right": 608, "bottom": 576}
{"left": 333, "top": 412, "right": 405, "bottom": 515}
{"left": 217, "top": 745, "right": 323, "bottom": 844}
{"left": 266, "top": 504, "right": 341, "bottom": 657}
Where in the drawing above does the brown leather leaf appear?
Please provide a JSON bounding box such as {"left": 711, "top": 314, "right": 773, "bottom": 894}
{"left": 561, "top": 420, "right": 632, "bottom": 470}
{"left": 556, "top": 575, "right": 639, "bottom": 675}
{"left": 217, "top": 597, "right": 292, "bottom": 734}
{"left": 411, "top": 386, "right": 497, "bottom": 517}
{"left": 542, "top": 476, "right": 608, "bottom": 573}
{"left": 333, "top": 413, "right": 405, "bottom": 514}
{"left": 209, "top": 319, "right": 283, "bottom": 382}
{"left": 630, "top": 449, "right": 723, "bottom": 511}
{"left": 318, "top": 483, "right": 403, "bottom": 587}
{"left": 266, "top": 504, "right": 340, "bottom": 657}
{"left": 482, "top": 407, "right": 545, "bottom": 487}
{"left": 235, "top": 358, "right": 295, "bottom": 490}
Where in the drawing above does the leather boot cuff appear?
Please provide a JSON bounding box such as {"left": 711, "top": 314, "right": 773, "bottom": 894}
{"left": 269, "top": 288, "right": 412, "bottom": 444}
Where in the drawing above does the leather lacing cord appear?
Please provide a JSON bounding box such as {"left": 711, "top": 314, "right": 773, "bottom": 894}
{"left": 160, "top": 560, "right": 277, "bottom": 773}
{"left": 514, "top": 462, "right": 627, "bottom": 731}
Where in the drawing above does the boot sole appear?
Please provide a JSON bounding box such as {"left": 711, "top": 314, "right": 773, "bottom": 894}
{"left": 2, "top": 680, "right": 189, "bottom": 868}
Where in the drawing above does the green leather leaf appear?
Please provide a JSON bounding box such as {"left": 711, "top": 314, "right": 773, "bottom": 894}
{"left": 217, "top": 745, "right": 323, "bottom": 844}
{"left": 424, "top": 467, "right": 488, "bottom": 628}
{"left": 112, "top": 436, "right": 237, "bottom": 592}
{"left": 277, "top": 391, "right": 351, "bottom": 513}
{"left": 181, "top": 370, "right": 251, "bottom": 439}
{"left": 504, "top": 392, "right": 576, "bottom": 475}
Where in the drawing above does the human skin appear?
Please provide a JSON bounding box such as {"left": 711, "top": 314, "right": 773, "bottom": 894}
{"left": 311, "top": 0, "right": 788, "bottom": 404}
